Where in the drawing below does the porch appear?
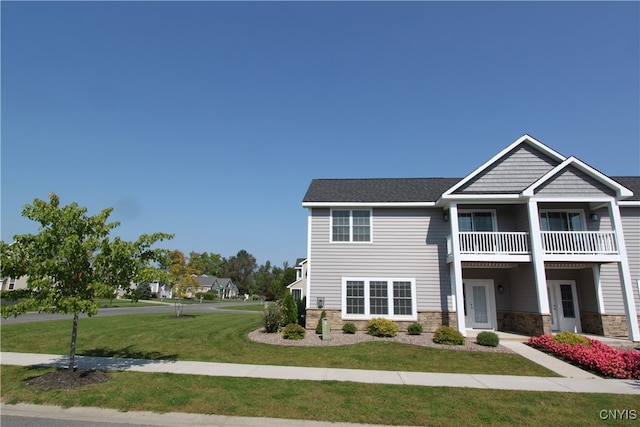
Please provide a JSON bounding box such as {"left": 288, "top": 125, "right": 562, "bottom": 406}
{"left": 447, "top": 231, "right": 619, "bottom": 262}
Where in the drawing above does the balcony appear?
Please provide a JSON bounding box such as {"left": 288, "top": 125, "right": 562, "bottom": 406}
{"left": 447, "top": 231, "right": 619, "bottom": 261}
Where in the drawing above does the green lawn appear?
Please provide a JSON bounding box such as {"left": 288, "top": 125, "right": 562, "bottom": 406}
{"left": 2, "top": 311, "right": 638, "bottom": 426}
{"left": 0, "top": 312, "right": 554, "bottom": 376}
{"left": 2, "top": 366, "right": 638, "bottom": 426}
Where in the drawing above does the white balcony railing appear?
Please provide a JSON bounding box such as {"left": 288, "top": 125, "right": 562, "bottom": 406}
{"left": 541, "top": 231, "right": 618, "bottom": 255}
{"left": 458, "top": 232, "right": 530, "bottom": 255}
{"left": 452, "top": 231, "right": 618, "bottom": 256}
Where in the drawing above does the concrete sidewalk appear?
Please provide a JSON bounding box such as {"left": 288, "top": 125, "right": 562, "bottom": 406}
{"left": 2, "top": 346, "right": 639, "bottom": 395}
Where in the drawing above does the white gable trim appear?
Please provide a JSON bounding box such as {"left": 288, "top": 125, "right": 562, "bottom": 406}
{"left": 521, "top": 156, "right": 633, "bottom": 198}
{"left": 441, "top": 134, "right": 566, "bottom": 199}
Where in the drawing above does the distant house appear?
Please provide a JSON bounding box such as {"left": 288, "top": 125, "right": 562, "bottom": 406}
{"left": 1, "top": 276, "right": 28, "bottom": 292}
{"left": 192, "top": 275, "right": 239, "bottom": 299}
{"left": 148, "top": 281, "right": 172, "bottom": 299}
{"left": 217, "top": 278, "right": 239, "bottom": 299}
{"left": 287, "top": 258, "right": 308, "bottom": 302}
{"left": 301, "top": 134, "right": 640, "bottom": 341}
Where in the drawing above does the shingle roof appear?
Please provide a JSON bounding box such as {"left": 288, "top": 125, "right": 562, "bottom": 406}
{"left": 302, "top": 178, "right": 461, "bottom": 203}
{"left": 302, "top": 176, "right": 640, "bottom": 203}
{"left": 611, "top": 176, "right": 640, "bottom": 201}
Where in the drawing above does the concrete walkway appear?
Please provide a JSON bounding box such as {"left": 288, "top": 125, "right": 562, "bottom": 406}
{"left": 2, "top": 345, "right": 639, "bottom": 395}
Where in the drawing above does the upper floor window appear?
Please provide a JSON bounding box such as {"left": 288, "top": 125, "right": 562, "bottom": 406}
{"left": 458, "top": 211, "right": 494, "bottom": 232}
{"left": 540, "top": 211, "right": 584, "bottom": 231}
{"left": 331, "top": 210, "right": 371, "bottom": 242}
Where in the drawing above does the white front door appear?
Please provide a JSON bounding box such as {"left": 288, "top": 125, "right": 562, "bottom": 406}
{"left": 463, "top": 280, "right": 496, "bottom": 329}
{"left": 547, "top": 281, "right": 581, "bottom": 332}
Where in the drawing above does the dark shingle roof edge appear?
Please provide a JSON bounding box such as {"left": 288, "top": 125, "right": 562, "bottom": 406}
{"left": 302, "top": 176, "right": 640, "bottom": 203}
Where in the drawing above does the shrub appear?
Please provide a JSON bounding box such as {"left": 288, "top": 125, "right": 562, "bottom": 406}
{"left": 282, "top": 291, "right": 298, "bottom": 325}
{"left": 552, "top": 331, "right": 590, "bottom": 347}
{"left": 433, "top": 326, "right": 465, "bottom": 345}
{"left": 407, "top": 322, "right": 423, "bottom": 335}
{"left": 315, "top": 310, "right": 327, "bottom": 334}
{"left": 296, "top": 297, "right": 306, "bottom": 327}
{"left": 263, "top": 301, "right": 285, "bottom": 333}
{"left": 476, "top": 331, "right": 500, "bottom": 347}
{"left": 283, "top": 323, "right": 306, "bottom": 340}
{"left": 528, "top": 334, "right": 640, "bottom": 379}
{"left": 366, "top": 318, "right": 399, "bottom": 337}
{"left": 342, "top": 322, "right": 357, "bottom": 334}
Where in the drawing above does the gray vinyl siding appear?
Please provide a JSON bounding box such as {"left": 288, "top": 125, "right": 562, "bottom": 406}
{"left": 456, "top": 144, "right": 558, "bottom": 194}
{"left": 308, "top": 207, "right": 450, "bottom": 312}
{"left": 534, "top": 167, "right": 617, "bottom": 198}
{"left": 507, "top": 264, "right": 538, "bottom": 312}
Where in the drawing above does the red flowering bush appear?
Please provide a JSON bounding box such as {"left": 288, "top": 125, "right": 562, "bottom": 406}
{"left": 528, "top": 334, "right": 640, "bottom": 379}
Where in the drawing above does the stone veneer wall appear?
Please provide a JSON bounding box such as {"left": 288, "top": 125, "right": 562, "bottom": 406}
{"left": 600, "top": 314, "right": 639, "bottom": 339}
{"left": 580, "top": 312, "right": 605, "bottom": 336}
{"left": 497, "top": 311, "right": 550, "bottom": 336}
{"left": 305, "top": 309, "right": 455, "bottom": 332}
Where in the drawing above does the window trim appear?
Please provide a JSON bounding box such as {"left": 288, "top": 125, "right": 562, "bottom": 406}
{"left": 539, "top": 209, "right": 586, "bottom": 231}
{"left": 341, "top": 277, "right": 417, "bottom": 321}
{"left": 458, "top": 209, "right": 497, "bottom": 232}
{"left": 330, "top": 209, "right": 372, "bottom": 243}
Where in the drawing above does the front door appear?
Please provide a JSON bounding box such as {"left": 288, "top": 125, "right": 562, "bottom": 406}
{"left": 547, "top": 281, "right": 581, "bottom": 332}
{"left": 463, "top": 280, "right": 496, "bottom": 329}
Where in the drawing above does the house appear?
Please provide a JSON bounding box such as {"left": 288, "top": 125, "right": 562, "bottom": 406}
{"left": 217, "top": 278, "right": 239, "bottom": 299}
{"left": 193, "top": 275, "right": 239, "bottom": 299}
{"left": 301, "top": 135, "right": 640, "bottom": 341}
{"left": 286, "top": 258, "right": 308, "bottom": 302}
{"left": 1, "top": 276, "right": 28, "bottom": 292}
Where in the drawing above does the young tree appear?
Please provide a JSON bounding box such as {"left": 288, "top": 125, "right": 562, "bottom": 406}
{"left": 0, "top": 194, "right": 172, "bottom": 372}
{"left": 167, "top": 249, "right": 200, "bottom": 316}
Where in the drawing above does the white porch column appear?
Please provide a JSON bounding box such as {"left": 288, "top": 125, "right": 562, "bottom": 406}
{"left": 448, "top": 203, "right": 466, "bottom": 336}
{"left": 609, "top": 200, "right": 640, "bottom": 341}
{"left": 527, "top": 199, "right": 550, "bottom": 316}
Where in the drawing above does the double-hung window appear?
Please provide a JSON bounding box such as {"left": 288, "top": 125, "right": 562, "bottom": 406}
{"left": 342, "top": 278, "right": 416, "bottom": 320}
{"left": 331, "top": 209, "right": 371, "bottom": 242}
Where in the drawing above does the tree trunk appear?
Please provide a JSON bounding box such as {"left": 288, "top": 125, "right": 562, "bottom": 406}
{"left": 68, "top": 312, "right": 79, "bottom": 372}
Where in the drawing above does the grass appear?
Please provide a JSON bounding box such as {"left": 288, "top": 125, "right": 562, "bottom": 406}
{"left": 0, "top": 312, "right": 555, "bottom": 376}
{"left": 2, "top": 365, "right": 638, "bottom": 426}
{"left": 94, "top": 299, "right": 160, "bottom": 308}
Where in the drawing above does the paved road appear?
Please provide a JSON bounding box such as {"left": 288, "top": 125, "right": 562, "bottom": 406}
{"left": 0, "top": 301, "right": 261, "bottom": 324}
{"left": 1, "top": 414, "right": 158, "bottom": 427}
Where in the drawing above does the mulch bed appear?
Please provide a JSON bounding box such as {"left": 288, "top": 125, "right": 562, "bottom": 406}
{"left": 25, "top": 368, "right": 110, "bottom": 390}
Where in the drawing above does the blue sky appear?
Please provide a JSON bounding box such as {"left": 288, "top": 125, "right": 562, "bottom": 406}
{"left": 2, "top": 1, "right": 639, "bottom": 267}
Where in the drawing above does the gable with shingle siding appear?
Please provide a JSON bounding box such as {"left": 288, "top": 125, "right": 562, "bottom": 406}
{"left": 455, "top": 143, "right": 560, "bottom": 194}
{"left": 534, "top": 166, "right": 617, "bottom": 197}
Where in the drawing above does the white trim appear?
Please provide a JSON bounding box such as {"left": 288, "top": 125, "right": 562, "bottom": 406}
{"left": 306, "top": 209, "right": 312, "bottom": 310}
{"left": 341, "top": 277, "right": 417, "bottom": 321}
{"left": 619, "top": 201, "right": 640, "bottom": 206}
{"left": 593, "top": 265, "right": 605, "bottom": 315}
{"left": 303, "top": 202, "right": 437, "bottom": 208}
{"left": 522, "top": 156, "right": 633, "bottom": 198}
{"left": 330, "top": 208, "right": 372, "bottom": 243}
